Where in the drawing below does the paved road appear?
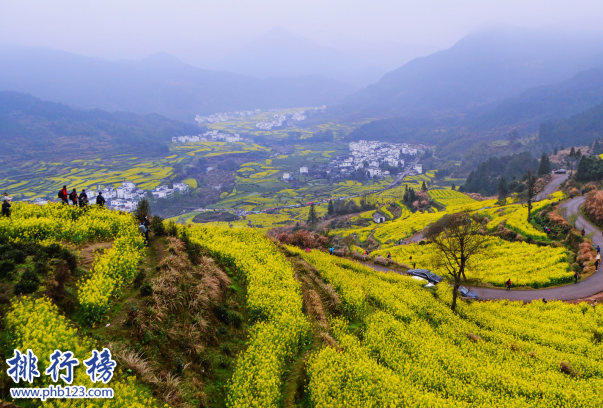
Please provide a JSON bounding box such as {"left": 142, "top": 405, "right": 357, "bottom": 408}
{"left": 536, "top": 173, "right": 568, "bottom": 201}
{"left": 472, "top": 194, "right": 603, "bottom": 301}
{"left": 360, "top": 176, "right": 603, "bottom": 302}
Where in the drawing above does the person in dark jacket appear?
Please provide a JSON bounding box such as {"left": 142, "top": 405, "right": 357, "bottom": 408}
{"left": 96, "top": 192, "right": 105, "bottom": 207}
{"left": 506, "top": 279, "right": 512, "bottom": 290}
{"left": 79, "top": 190, "right": 89, "bottom": 207}
{"left": 59, "top": 186, "right": 69, "bottom": 204}
{"left": 1, "top": 199, "right": 10, "bottom": 217}
{"left": 69, "top": 189, "right": 78, "bottom": 206}
{"left": 139, "top": 221, "right": 150, "bottom": 246}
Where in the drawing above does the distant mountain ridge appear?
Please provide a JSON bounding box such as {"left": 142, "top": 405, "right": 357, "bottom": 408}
{"left": 539, "top": 100, "right": 603, "bottom": 148}
{"left": 337, "top": 27, "right": 603, "bottom": 120}
{"left": 0, "top": 45, "right": 357, "bottom": 122}
{"left": 0, "top": 91, "right": 200, "bottom": 155}
{"left": 214, "top": 27, "right": 384, "bottom": 87}
{"left": 471, "top": 68, "right": 603, "bottom": 131}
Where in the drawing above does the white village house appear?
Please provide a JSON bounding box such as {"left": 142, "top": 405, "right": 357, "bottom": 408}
{"left": 373, "top": 212, "right": 386, "bottom": 223}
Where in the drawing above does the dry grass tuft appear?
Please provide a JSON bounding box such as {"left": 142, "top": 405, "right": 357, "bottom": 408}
{"left": 560, "top": 361, "right": 580, "bottom": 377}
{"left": 466, "top": 332, "right": 483, "bottom": 342}
{"left": 150, "top": 237, "right": 231, "bottom": 343}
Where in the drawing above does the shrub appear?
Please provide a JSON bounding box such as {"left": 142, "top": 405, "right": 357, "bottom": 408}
{"left": 150, "top": 215, "right": 165, "bottom": 236}
{"left": 213, "top": 304, "right": 230, "bottom": 324}
{"left": 139, "top": 282, "right": 153, "bottom": 297}
{"left": 45, "top": 260, "right": 70, "bottom": 303}
{"left": 276, "top": 229, "right": 329, "bottom": 249}
{"left": 133, "top": 270, "right": 146, "bottom": 287}
{"left": 0, "top": 260, "right": 15, "bottom": 279}
{"left": 9, "top": 249, "right": 27, "bottom": 264}
{"left": 14, "top": 268, "right": 40, "bottom": 295}
{"left": 166, "top": 220, "right": 178, "bottom": 237}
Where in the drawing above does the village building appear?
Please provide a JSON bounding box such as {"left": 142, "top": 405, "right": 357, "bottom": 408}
{"left": 373, "top": 212, "right": 386, "bottom": 223}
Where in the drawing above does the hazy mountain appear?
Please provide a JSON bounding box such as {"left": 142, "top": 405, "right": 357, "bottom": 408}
{"left": 337, "top": 27, "right": 603, "bottom": 120}
{"left": 0, "top": 91, "right": 200, "bottom": 155}
{"left": 325, "top": 37, "right": 436, "bottom": 73}
{"left": 214, "top": 27, "right": 384, "bottom": 87}
{"left": 539, "top": 100, "right": 603, "bottom": 148}
{"left": 471, "top": 68, "right": 603, "bottom": 131}
{"left": 0, "top": 45, "right": 357, "bottom": 122}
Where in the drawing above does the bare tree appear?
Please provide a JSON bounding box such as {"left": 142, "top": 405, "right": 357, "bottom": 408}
{"left": 524, "top": 170, "right": 544, "bottom": 222}
{"left": 425, "top": 213, "right": 489, "bottom": 312}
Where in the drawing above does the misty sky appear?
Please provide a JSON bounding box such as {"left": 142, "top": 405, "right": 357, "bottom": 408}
{"left": 2, "top": 0, "right": 603, "bottom": 69}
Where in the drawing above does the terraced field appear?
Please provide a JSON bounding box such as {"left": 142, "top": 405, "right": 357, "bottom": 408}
{"left": 0, "top": 142, "right": 269, "bottom": 200}
{"left": 373, "top": 237, "right": 573, "bottom": 288}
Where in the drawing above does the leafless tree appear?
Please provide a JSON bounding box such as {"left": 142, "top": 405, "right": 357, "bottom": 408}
{"left": 425, "top": 212, "right": 489, "bottom": 312}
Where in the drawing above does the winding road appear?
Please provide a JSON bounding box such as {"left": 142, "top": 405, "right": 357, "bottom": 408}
{"left": 363, "top": 173, "right": 603, "bottom": 302}
{"left": 472, "top": 192, "right": 603, "bottom": 301}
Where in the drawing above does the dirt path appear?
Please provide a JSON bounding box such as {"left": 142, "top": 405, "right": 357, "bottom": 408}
{"left": 78, "top": 242, "right": 113, "bottom": 271}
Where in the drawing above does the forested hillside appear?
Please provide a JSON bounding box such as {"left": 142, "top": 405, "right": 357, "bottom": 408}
{"left": 0, "top": 91, "right": 201, "bottom": 155}
{"left": 460, "top": 152, "right": 538, "bottom": 196}
{"left": 539, "top": 101, "right": 603, "bottom": 148}
{"left": 472, "top": 68, "right": 603, "bottom": 131}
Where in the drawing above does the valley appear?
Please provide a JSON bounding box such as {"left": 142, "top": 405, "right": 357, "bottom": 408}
{"left": 4, "top": 9, "right": 603, "bottom": 407}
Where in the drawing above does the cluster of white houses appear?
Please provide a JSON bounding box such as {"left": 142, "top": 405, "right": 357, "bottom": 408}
{"left": 103, "top": 181, "right": 189, "bottom": 212}
{"left": 172, "top": 130, "right": 242, "bottom": 144}
{"left": 29, "top": 181, "right": 190, "bottom": 212}
{"left": 329, "top": 140, "right": 422, "bottom": 177}
{"left": 280, "top": 140, "right": 424, "bottom": 182}
{"left": 256, "top": 114, "right": 287, "bottom": 130}
{"left": 195, "top": 109, "right": 261, "bottom": 124}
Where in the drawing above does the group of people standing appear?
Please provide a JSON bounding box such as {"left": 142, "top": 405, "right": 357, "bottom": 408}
{"left": 58, "top": 186, "right": 105, "bottom": 207}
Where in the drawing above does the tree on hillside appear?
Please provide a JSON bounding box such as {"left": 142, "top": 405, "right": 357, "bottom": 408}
{"left": 524, "top": 170, "right": 544, "bottom": 222}
{"left": 135, "top": 198, "right": 151, "bottom": 220}
{"left": 497, "top": 177, "right": 508, "bottom": 206}
{"left": 569, "top": 147, "right": 576, "bottom": 157}
{"left": 421, "top": 181, "right": 427, "bottom": 191}
{"left": 425, "top": 212, "right": 488, "bottom": 312}
{"left": 451, "top": 183, "right": 456, "bottom": 191}
{"left": 538, "top": 154, "right": 551, "bottom": 176}
{"left": 307, "top": 203, "right": 319, "bottom": 226}
{"left": 403, "top": 187, "right": 417, "bottom": 208}
{"left": 508, "top": 129, "right": 519, "bottom": 145}
{"left": 327, "top": 200, "right": 334, "bottom": 216}
{"left": 575, "top": 155, "right": 603, "bottom": 182}
{"left": 554, "top": 147, "right": 558, "bottom": 155}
